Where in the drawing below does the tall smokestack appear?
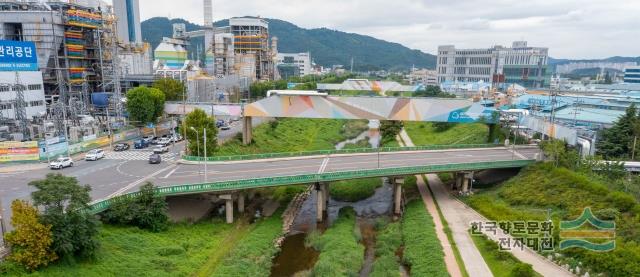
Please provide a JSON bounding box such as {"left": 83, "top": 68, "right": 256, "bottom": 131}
{"left": 203, "top": 0, "right": 213, "bottom": 27}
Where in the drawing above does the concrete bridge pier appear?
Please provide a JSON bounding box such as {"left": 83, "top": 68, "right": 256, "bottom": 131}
{"left": 220, "top": 194, "right": 234, "bottom": 223}
{"left": 392, "top": 177, "right": 405, "bottom": 215}
{"left": 456, "top": 171, "right": 474, "bottom": 195}
{"left": 237, "top": 192, "right": 245, "bottom": 213}
{"left": 316, "top": 183, "right": 328, "bottom": 222}
{"left": 242, "top": 116, "right": 253, "bottom": 145}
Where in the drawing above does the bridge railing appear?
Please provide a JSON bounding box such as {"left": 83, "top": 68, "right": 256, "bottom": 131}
{"left": 182, "top": 143, "right": 504, "bottom": 162}
{"left": 88, "top": 158, "right": 535, "bottom": 214}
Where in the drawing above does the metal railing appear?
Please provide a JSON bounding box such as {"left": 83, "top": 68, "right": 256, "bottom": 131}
{"left": 88, "top": 159, "right": 535, "bottom": 214}
{"left": 182, "top": 143, "right": 504, "bottom": 162}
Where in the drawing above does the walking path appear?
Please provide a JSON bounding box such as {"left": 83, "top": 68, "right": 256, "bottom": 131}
{"left": 400, "top": 129, "right": 573, "bottom": 277}
{"left": 398, "top": 131, "right": 482, "bottom": 277}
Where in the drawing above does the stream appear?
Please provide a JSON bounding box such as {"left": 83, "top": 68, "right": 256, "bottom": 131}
{"left": 270, "top": 120, "right": 392, "bottom": 276}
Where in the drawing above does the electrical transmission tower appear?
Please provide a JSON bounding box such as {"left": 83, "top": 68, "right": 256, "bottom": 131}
{"left": 13, "top": 72, "right": 30, "bottom": 140}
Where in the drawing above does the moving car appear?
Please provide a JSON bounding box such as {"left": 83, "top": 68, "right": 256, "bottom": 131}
{"left": 49, "top": 157, "right": 73, "bottom": 169}
{"left": 220, "top": 123, "right": 231, "bottom": 130}
{"left": 134, "top": 139, "right": 149, "bottom": 149}
{"left": 148, "top": 153, "right": 162, "bottom": 164}
{"left": 113, "top": 143, "right": 130, "bottom": 151}
{"left": 216, "top": 119, "right": 225, "bottom": 128}
{"left": 172, "top": 134, "right": 183, "bottom": 142}
{"left": 153, "top": 145, "right": 169, "bottom": 154}
{"left": 84, "top": 149, "right": 105, "bottom": 161}
{"left": 142, "top": 135, "right": 155, "bottom": 144}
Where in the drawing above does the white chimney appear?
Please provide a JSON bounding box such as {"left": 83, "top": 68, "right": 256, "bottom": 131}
{"left": 203, "top": 0, "right": 213, "bottom": 27}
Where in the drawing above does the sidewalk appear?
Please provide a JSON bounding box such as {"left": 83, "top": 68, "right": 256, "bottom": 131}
{"left": 400, "top": 129, "right": 573, "bottom": 277}
{"left": 0, "top": 162, "right": 48, "bottom": 173}
{"left": 398, "top": 130, "right": 483, "bottom": 277}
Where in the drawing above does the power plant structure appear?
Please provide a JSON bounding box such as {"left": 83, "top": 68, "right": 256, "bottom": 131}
{"left": 0, "top": 0, "right": 152, "bottom": 143}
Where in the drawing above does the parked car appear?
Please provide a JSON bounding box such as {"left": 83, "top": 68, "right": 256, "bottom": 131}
{"left": 142, "top": 135, "right": 155, "bottom": 144}
{"left": 216, "top": 119, "right": 225, "bottom": 128}
{"left": 49, "top": 157, "right": 73, "bottom": 169}
{"left": 113, "top": 143, "right": 130, "bottom": 151}
{"left": 84, "top": 149, "right": 105, "bottom": 161}
{"left": 157, "top": 137, "right": 172, "bottom": 145}
{"left": 150, "top": 137, "right": 160, "bottom": 145}
{"left": 220, "top": 123, "right": 231, "bottom": 130}
{"left": 172, "top": 134, "right": 183, "bottom": 142}
{"left": 134, "top": 139, "right": 149, "bottom": 149}
{"left": 148, "top": 153, "right": 162, "bottom": 164}
{"left": 153, "top": 145, "right": 169, "bottom": 154}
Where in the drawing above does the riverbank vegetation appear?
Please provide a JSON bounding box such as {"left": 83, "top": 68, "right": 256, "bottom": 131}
{"left": 402, "top": 200, "right": 449, "bottom": 276}
{"left": 330, "top": 178, "right": 383, "bottom": 202}
{"left": 212, "top": 211, "right": 283, "bottom": 276}
{"left": 471, "top": 234, "right": 538, "bottom": 277}
{"left": 370, "top": 220, "right": 402, "bottom": 276}
{"left": 307, "top": 208, "right": 364, "bottom": 276}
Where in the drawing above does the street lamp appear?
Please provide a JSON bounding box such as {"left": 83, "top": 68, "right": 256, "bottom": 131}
{"left": 190, "top": 126, "right": 207, "bottom": 182}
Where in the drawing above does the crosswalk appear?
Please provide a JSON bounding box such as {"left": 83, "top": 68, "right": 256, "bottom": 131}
{"left": 105, "top": 150, "right": 178, "bottom": 161}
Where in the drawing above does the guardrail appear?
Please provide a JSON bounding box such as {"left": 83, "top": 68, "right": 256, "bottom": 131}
{"left": 182, "top": 143, "right": 504, "bottom": 162}
{"left": 88, "top": 159, "right": 535, "bottom": 214}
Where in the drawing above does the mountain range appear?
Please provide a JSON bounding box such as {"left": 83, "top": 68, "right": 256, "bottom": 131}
{"left": 140, "top": 17, "right": 436, "bottom": 71}
{"left": 141, "top": 17, "right": 638, "bottom": 72}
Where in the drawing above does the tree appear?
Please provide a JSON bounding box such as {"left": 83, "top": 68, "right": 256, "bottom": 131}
{"left": 152, "top": 78, "right": 185, "bottom": 101}
{"left": 541, "top": 139, "right": 566, "bottom": 167}
{"left": 184, "top": 108, "right": 218, "bottom": 156}
{"left": 102, "top": 183, "right": 168, "bottom": 232}
{"left": 596, "top": 104, "right": 638, "bottom": 159}
{"left": 29, "top": 174, "right": 99, "bottom": 261}
{"left": 380, "top": 120, "right": 403, "bottom": 145}
{"left": 126, "top": 86, "right": 166, "bottom": 126}
{"left": 4, "top": 200, "right": 57, "bottom": 271}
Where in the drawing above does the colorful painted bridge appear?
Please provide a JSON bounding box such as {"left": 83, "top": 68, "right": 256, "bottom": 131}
{"left": 88, "top": 145, "right": 540, "bottom": 216}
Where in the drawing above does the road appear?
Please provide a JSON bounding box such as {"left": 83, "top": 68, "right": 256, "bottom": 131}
{"left": 0, "top": 117, "right": 268, "bottom": 225}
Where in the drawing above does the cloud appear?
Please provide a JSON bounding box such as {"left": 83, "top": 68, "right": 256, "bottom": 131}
{"left": 132, "top": 0, "right": 640, "bottom": 59}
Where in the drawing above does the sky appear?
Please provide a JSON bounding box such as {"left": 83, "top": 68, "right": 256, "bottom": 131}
{"left": 132, "top": 0, "right": 640, "bottom": 59}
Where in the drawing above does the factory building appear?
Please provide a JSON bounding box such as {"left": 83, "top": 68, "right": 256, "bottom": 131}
{"left": 437, "top": 41, "right": 550, "bottom": 88}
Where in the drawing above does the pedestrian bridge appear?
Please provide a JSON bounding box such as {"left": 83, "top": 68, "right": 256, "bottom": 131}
{"left": 88, "top": 144, "right": 540, "bottom": 214}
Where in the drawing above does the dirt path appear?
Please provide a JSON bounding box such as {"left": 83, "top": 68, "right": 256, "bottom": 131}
{"left": 396, "top": 133, "right": 464, "bottom": 277}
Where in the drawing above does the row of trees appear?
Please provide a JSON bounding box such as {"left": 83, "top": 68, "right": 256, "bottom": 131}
{"left": 3, "top": 175, "right": 168, "bottom": 271}
{"left": 596, "top": 103, "right": 640, "bottom": 160}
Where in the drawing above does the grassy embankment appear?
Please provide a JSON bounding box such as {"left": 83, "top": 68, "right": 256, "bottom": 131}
{"left": 307, "top": 208, "right": 364, "bottom": 276}
{"left": 471, "top": 234, "right": 541, "bottom": 277}
{"left": 465, "top": 163, "right": 640, "bottom": 276}
{"left": 211, "top": 211, "right": 283, "bottom": 276}
{"left": 1, "top": 222, "right": 234, "bottom": 276}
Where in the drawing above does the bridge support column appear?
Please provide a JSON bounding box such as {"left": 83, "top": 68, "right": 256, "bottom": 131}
{"left": 320, "top": 183, "right": 329, "bottom": 211}
{"left": 393, "top": 177, "right": 404, "bottom": 215}
{"left": 453, "top": 172, "right": 463, "bottom": 190}
{"left": 237, "top": 193, "right": 245, "bottom": 213}
{"left": 460, "top": 171, "right": 474, "bottom": 195}
{"left": 316, "top": 183, "right": 325, "bottom": 222}
{"left": 242, "top": 116, "right": 253, "bottom": 145}
{"left": 220, "top": 194, "right": 234, "bottom": 223}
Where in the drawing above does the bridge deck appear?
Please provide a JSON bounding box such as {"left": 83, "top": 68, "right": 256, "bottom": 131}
{"left": 89, "top": 146, "right": 540, "bottom": 213}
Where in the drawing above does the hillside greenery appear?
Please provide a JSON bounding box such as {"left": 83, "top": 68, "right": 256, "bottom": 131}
{"left": 465, "top": 162, "right": 640, "bottom": 277}
{"left": 141, "top": 17, "right": 436, "bottom": 71}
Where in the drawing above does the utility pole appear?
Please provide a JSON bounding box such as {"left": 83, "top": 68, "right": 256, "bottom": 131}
{"left": 203, "top": 128, "right": 208, "bottom": 183}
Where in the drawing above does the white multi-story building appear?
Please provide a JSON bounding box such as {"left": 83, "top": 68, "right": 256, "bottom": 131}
{"left": 436, "top": 41, "right": 549, "bottom": 88}
{"left": 0, "top": 71, "right": 45, "bottom": 120}
{"left": 113, "top": 0, "right": 142, "bottom": 43}
{"left": 407, "top": 68, "right": 438, "bottom": 86}
{"left": 275, "top": 52, "right": 312, "bottom": 77}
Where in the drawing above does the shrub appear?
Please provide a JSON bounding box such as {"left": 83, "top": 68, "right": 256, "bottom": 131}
{"left": 102, "top": 182, "right": 169, "bottom": 232}
{"left": 606, "top": 191, "right": 637, "bottom": 212}
{"left": 510, "top": 263, "right": 535, "bottom": 277}
{"left": 3, "top": 200, "right": 57, "bottom": 271}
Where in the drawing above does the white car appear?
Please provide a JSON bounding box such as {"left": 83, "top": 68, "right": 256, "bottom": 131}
{"left": 153, "top": 145, "right": 169, "bottom": 154}
{"left": 49, "top": 157, "right": 73, "bottom": 169}
{"left": 157, "top": 137, "right": 172, "bottom": 145}
{"left": 85, "top": 149, "right": 105, "bottom": 161}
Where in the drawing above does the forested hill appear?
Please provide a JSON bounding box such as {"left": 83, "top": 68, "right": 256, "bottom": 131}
{"left": 141, "top": 17, "right": 436, "bottom": 71}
